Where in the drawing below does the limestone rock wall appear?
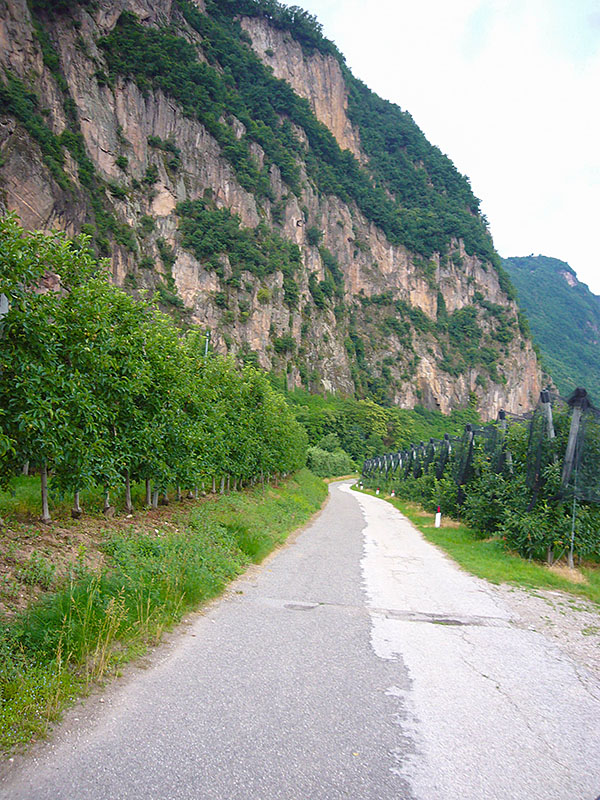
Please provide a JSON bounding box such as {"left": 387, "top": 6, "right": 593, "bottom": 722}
{"left": 0, "top": 0, "right": 542, "bottom": 418}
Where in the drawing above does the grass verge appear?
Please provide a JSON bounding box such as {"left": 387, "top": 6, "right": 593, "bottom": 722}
{"left": 0, "top": 469, "right": 327, "bottom": 754}
{"left": 355, "top": 488, "right": 600, "bottom": 606}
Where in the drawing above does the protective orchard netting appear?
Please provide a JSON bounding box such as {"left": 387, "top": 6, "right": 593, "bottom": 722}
{"left": 524, "top": 390, "right": 563, "bottom": 508}
{"left": 477, "top": 420, "right": 505, "bottom": 475}
{"left": 362, "top": 387, "right": 600, "bottom": 511}
{"left": 412, "top": 442, "right": 427, "bottom": 478}
{"left": 451, "top": 425, "right": 475, "bottom": 488}
{"left": 435, "top": 434, "right": 455, "bottom": 479}
{"left": 560, "top": 389, "right": 600, "bottom": 504}
{"left": 423, "top": 438, "right": 438, "bottom": 472}
{"left": 360, "top": 387, "right": 600, "bottom": 565}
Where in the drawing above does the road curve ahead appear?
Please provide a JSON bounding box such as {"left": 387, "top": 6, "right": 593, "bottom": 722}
{"left": 1, "top": 482, "right": 599, "bottom": 800}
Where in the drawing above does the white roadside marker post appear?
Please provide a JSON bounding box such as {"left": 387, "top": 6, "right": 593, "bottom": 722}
{"left": 435, "top": 505, "right": 441, "bottom": 528}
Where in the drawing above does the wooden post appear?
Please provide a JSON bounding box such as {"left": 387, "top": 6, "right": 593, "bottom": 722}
{"left": 561, "top": 406, "right": 583, "bottom": 487}
{"left": 561, "top": 388, "right": 588, "bottom": 568}
{"left": 541, "top": 389, "right": 557, "bottom": 470}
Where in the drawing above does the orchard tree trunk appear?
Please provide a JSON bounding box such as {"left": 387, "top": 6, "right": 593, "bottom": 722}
{"left": 71, "top": 490, "right": 82, "bottom": 519}
{"left": 22, "top": 461, "right": 29, "bottom": 476}
{"left": 125, "top": 472, "right": 134, "bottom": 514}
{"left": 151, "top": 489, "right": 159, "bottom": 509}
{"left": 220, "top": 476, "right": 225, "bottom": 495}
{"left": 145, "top": 478, "right": 151, "bottom": 507}
{"left": 212, "top": 476, "right": 216, "bottom": 494}
{"left": 103, "top": 489, "right": 114, "bottom": 518}
{"left": 176, "top": 485, "right": 182, "bottom": 502}
{"left": 40, "top": 462, "right": 51, "bottom": 524}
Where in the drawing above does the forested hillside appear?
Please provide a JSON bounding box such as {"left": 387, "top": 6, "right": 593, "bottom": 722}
{"left": 502, "top": 255, "right": 600, "bottom": 400}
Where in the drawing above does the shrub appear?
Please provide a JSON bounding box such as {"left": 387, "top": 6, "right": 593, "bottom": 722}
{"left": 306, "top": 446, "right": 355, "bottom": 477}
{"left": 306, "top": 226, "right": 322, "bottom": 246}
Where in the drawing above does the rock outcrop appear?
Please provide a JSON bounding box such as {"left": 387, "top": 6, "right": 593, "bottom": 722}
{"left": 0, "top": 0, "right": 542, "bottom": 418}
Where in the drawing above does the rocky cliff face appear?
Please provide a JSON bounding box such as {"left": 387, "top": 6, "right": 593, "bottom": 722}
{"left": 0, "top": 0, "right": 542, "bottom": 418}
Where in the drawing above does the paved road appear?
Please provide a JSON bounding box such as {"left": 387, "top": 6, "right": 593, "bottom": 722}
{"left": 2, "top": 482, "right": 599, "bottom": 799}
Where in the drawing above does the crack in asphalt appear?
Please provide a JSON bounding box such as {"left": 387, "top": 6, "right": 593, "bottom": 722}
{"left": 571, "top": 662, "right": 600, "bottom": 705}
{"left": 456, "top": 628, "right": 574, "bottom": 776}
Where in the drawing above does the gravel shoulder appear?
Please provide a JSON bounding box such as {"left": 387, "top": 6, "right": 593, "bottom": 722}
{"left": 493, "top": 583, "right": 600, "bottom": 682}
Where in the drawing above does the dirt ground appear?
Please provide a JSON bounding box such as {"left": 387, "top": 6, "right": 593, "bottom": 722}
{"left": 0, "top": 496, "right": 212, "bottom": 618}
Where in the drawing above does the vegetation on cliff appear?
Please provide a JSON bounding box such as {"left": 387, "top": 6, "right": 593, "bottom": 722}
{"left": 176, "top": 199, "right": 302, "bottom": 308}
{"left": 98, "top": 1, "right": 502, "bottom": 267}
{"left": 286, "top": 389, "right": 479, "bottom": 468}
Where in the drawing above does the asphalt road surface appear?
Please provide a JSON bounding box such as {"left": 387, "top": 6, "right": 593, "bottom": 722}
{"left": 2, "top": 482, "right": 599, "bottom": 799}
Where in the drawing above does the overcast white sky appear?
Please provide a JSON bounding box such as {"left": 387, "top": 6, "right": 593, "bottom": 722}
{"left": 284, "top": 0, "right": 600, "bottom": 295}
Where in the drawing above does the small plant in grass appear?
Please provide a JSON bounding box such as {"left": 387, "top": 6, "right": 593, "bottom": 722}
{"left": 16, "top": 552, "right": 56, "bottom": 589}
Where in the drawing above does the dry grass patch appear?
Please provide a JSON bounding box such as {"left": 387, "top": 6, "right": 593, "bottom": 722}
{"left": 547, "top": 563, "right": 588, "bottom": 584}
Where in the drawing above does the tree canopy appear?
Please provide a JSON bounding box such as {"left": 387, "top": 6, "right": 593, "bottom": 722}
{"left": 0, "top": 215, "right": 307, "bottom": 519}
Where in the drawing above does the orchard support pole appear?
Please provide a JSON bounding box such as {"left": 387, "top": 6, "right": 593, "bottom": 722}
{"left": 561, "top": 388, "right": 589, "bottom": 569}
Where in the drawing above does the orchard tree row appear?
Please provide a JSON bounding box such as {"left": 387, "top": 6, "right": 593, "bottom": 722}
{"left": 0, "top": 215, "right": 307, "bottom": 521}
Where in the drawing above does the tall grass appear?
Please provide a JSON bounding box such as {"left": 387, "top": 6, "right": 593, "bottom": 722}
{"left": 207, "top": 473, "right": 328, "bottom": 562}
{"left": 0, "top": 470, "right": 327, "bottom": 753}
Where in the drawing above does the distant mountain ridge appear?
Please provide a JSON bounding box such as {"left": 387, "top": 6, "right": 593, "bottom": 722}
{"left": 502, "top": 255, "right": 600, "bottom": 402}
